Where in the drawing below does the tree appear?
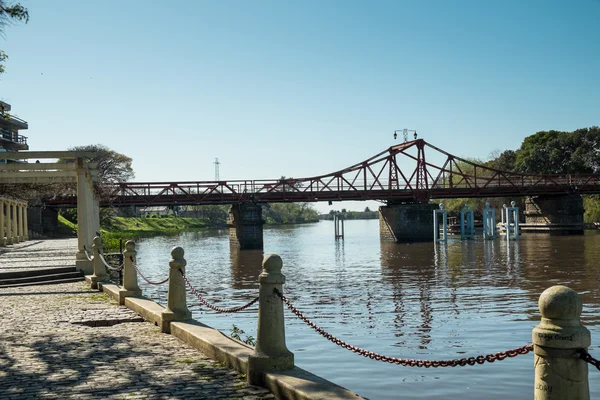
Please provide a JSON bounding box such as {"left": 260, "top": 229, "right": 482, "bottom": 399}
{"left": 364, "top": 206, "right": 371, "bottom": 212}
{"left": 67, "top": 144, "right": 135, "bottom": 184}
{"left": 0, "top": 1, "right": 28, "bottom": 75}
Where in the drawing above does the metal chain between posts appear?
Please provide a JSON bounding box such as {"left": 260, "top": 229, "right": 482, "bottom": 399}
{"left": 180, "top": 270, "right": 259, "bottom": 313}
{"left": 275, "top": 288, "right": 533, "bottom": 368}
{"left": 99, "top": 254, "right": 123, "bottom": 271}
{"left": 82, "top": 246, "right": 93, "bottom": 262}
{"left": 579, "top": 349, "right": 600, "bottom": 371}
{"left": 129, "top": 256, "right": 169, "bottom": 285}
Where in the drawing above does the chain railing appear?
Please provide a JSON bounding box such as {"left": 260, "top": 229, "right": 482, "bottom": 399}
{"left": 129, "top": 256, "right": 169, "bottom": 285}
{"left": 579, "top": 349, "right": 600, "bottom": 371}
{"left": 180, "top": 270, "right": 259, "bottom": 313}
{"left": 82, "top": 245, "right": 93, "bottom": 262}
{"left": 274, "top": 288, "right": 532, "bottom": 367}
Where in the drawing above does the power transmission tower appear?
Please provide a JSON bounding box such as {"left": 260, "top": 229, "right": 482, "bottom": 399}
{"left": 214, "top": 158, "right": 220, "bottom": 181}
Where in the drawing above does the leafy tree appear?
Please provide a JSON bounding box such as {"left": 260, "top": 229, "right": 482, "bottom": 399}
{"left": 0, "top": 1, "right": 28, "bottom": 75}
{"left": 67, "top": 144, "right": 135, "bottom": 185}
{"left": 364, "top": 206, "right": 371, "bottom": 212}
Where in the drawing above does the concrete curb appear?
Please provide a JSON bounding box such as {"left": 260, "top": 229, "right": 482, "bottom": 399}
{"left": 97, "top": 281, "right": 364, "bottom": 400}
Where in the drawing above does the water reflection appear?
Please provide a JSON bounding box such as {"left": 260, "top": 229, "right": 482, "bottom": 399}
{"left": 135, "top": 222, "right": 600, "bottom": 400}
{"left": 229, "top": 249, "right": 263, "bottom": 290}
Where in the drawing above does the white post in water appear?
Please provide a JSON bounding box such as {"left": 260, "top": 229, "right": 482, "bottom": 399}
{"left": 161, "top": 246, "right": 191, "bottom": 333}
{"left": 533, "top": 285, "right": 591, "bottom": 399}
{"left": 506, "top": 201, "right": 519, "bottom": 240}
{"left": 433, "top": 203, "right": 448, "bottom": 242}
{"left": 119, "top": 240, "right": 142, "bottom": 305}
{"left": 460, "top": 204, "right": 474, "bottom": 240}
{"left": 248, "top": 254, "right": 294, "bottom": 386}
{"left": 482, "top": 202, "right": 496, "bottom": 240}
{"left": 90, "top": 236, "right": 108, "bottom": 290}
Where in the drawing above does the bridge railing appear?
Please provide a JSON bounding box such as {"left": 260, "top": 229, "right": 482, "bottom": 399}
{"left": 86, "top": 236, "right": 598, "bottom": 398}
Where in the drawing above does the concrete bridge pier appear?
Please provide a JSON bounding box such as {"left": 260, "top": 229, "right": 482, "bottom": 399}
{"left": 228, "top": 202, "right": 264, "bottom": 250}
{"left": 524, "top": 194, "right": 584, "bottom": 234}
{"left": 379, "top": 202, "right": 437, "bottom": 242}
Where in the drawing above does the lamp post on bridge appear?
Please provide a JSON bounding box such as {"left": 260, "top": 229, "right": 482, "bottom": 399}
{"left": 394, "top": 129, "right": 417, "bottom": 142}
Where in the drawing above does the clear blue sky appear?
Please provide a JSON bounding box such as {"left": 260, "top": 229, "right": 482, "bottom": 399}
{"left": 1, "top": 0, "right": 599, "bottom": 212}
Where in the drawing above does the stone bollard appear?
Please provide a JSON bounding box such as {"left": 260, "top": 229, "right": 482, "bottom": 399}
{"left": 533, "top": 285, "right": 591, "bottom": 399}
{"left": 118, "top": 240, "right": 142, "bottom": 305}
{"left": 90, "top": 236, "right": 108, "bottom": 290}
{"left": 161, "top": 246, "right": 192, "bottom": 333}
{"left": 247, "top": 254, "right": 294, "bottom": 386}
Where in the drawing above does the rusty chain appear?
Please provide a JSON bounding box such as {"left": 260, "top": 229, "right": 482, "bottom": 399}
{"left": 129, "top": 256, "right": 169, "bottom": 285}
{"left": 579, "top": 349, "right": 600, "bottom": 371}
{"left": 274, "top": 288, "right": 532, "bottom": 367}
{"left": 180, "top": 270, "right": 259, "bottom": 313}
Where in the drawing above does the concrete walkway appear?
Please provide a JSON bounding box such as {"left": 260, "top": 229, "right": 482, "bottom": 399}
{"left": 0, "top": 239, "right": 274, "bottom": 399}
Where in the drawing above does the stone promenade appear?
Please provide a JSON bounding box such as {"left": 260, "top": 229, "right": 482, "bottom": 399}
{"left": 0, "top": 239, "right": 274, "bottom": 399}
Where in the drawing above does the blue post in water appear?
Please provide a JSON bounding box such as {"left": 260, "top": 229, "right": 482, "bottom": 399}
{"left": 460, "top": 204, "right": 475, "bottom": 240}
{"left": 482, "top": 202, "right": 496, "bottom": 240}
{"left": 433, "top": 203, "right": 448, "bottom": 242}
{"left": 505, "top": 201, "right": 519, "bottom": 240}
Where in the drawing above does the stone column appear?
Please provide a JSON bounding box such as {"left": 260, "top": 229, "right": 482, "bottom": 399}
{"left": 247, "top": 254, "right": 294, "bottom": 385}
{"left": 161, "top": 247, "right": 192, "bottom": 333}
{"left": 5, "top": 201, "right": 12, "bottom": 245}
{"left": 524, "top": 194, "right": 584, "bottom": 234}
{"left": 533, "top": 285, "right": 591, "bottom": 399}
{"left": 228, "top": 202, "right": 264, "bottom": 250}
{"left": 75, "top": 159, "right": 93, "bottom": 274}
{"left": 23, "top": 203, "right": 29, "bottom": 241}
{"left": 16, "top": 203, "right": 23, "bottom": 242}
{"left": 0, "top": 200, "right": 5, "bottom": 247}
{"left": 119, "top": 240, "right": 142, "bottom": 305}
{"left": 379, "top": 202, "right": 437, "bottom": 242}
{"left": 11, "top": 202, "right": 19, "bottom": 244}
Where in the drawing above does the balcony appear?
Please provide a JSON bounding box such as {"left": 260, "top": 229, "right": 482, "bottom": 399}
{"left": 0, "top": 127, "right": 28, "bottom": 148}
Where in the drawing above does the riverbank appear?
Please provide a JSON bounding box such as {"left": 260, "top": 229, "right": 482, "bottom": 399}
{"left": 0, "top": 239, "right": 274, "bottom": 399}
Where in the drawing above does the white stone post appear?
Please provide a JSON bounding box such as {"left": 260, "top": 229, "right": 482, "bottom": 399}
{"left": 11, "top": 203, "right": 19, "bottom": 244}
{"left": 23, "top": 203, "right": 28, "bottom": 241}
{"left": 5, "top": 201, "right": 12, "bottom": 245}
{"left": 0, "top": 200, "right": 5, "bottom": 247}
{"left": 533, "top": 285, "right": 591, "bottom": 399}
{"left": 248, "top": 254, "right": 294, "bottom": 385}
{"left": 161, "top": 246, "right": 191, "bottom": 333}
{"left": 119, "top": 240, "right": 142, "bottom": 305}
{"left": 90, "top": 236, "right": 108, "bottom": 289}
{"left": 482, "top": 202, "right": 496, "bottom": 240}
{"left": 76, "top": 159, "right": 93, "bottom": 273}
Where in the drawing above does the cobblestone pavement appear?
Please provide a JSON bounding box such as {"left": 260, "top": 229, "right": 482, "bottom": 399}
{"left": 0, "top": 238, "right": 78, "bottom": 273}
{"left": 0, "top": 239, "right": 274, "bottom": 399}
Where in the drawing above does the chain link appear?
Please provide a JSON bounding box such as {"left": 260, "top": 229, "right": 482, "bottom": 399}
{"left": 275, "top": 288, "right": 532, "bottom": 367}
{"left": 579, "top": 349, "right": 600, "bottom": 371}
{"left": 180, "top": 270, "right": 259, "bottom": 313}
{"left": 130, "top": 256, "right": 169, "bottom": 285}
{"left": 99, "top": 254, "right": 123, "bottom": 271}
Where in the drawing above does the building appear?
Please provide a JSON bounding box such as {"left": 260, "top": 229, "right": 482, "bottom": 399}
{"left": 0, "top": 101, "right": 29, "bottom": 160}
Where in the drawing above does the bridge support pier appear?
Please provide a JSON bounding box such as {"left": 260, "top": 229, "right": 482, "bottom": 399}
{"left": 228, "top": 203, "right": 264, "bottom": 250}
{"left": 379, "top": 202, "right": 437, "bottom": 242}
{"left": 524, "top": 194, "right": 584, "bottom": 234}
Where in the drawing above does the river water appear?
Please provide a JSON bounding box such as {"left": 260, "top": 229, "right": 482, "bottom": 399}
{"left": 132, "top": 220, "right": 600, "bottom": 400}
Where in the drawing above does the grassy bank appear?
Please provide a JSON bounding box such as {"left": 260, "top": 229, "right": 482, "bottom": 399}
{"left": 58, "top": 215, "right": 217, "bottom": 251}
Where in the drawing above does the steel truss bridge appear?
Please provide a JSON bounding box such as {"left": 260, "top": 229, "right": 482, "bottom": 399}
{"left": 46, "top": 139, "right": 600, "bottom": 207}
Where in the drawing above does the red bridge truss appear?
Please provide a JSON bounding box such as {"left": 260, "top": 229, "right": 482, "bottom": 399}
{"left": 47, "top": 139, "right": 600, "bottom": 207}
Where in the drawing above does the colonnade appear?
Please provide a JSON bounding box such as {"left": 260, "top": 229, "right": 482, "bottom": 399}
{"left": 0, "top": 197, "right": 29, "bottom": 246}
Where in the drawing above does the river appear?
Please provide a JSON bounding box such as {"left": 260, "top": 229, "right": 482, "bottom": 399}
{"left": 132, "top": 219, "right": 600, "bottom": 400}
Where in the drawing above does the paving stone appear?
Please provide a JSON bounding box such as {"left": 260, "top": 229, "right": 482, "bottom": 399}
{"left": 0, "top": 239, "right": 273, "bottom": 399}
